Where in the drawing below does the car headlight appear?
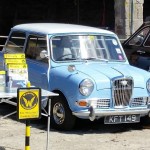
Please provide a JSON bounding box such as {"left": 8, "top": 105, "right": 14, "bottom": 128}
{"left": 147, "top": 79, "right": 150, "bottom": 93}
{"left": 79, "top": 79, "right": 94, "bottom": 96}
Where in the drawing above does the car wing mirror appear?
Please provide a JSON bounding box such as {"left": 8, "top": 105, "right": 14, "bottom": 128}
{"left": 40, "top": 50, "right": 49, "bottom": 59}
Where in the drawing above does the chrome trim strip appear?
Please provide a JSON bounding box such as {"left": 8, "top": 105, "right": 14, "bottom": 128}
{"left": 73, "top": 108, "right": 150, "bottom": 118}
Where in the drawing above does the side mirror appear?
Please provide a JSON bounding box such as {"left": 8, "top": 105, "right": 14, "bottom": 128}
{"left": 40, "top": 50, "right": 48, "bottom": 59}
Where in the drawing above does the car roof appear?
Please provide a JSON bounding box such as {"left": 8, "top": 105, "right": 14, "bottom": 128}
{"left": 12, "top": 23, "right": 114, "bottom": 35}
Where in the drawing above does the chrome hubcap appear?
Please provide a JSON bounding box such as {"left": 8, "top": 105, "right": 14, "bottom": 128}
{"left": 53, "top": 102, "right": 65, "bottom": 125}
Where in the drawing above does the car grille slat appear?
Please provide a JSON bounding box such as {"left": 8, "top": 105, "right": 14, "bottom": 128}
{"left": 113, "top": 78, "right": 133, "bottom": 107}
{"left": 97, "top": 99, "right": 110, "bottom": 108}
{"left": 131, "top": 97, "right": 147, "bottom": 107}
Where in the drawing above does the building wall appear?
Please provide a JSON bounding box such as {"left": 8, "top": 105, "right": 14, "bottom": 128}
{"left": 0, "top": 0, "right": 147, "bottom": 45}
{"left": 0, "top": 0, "right": 114, "bottom": 35}
{"left": 115, "top": 0, "right": 144, "bottom": 39}
{"left": 0, "top": 0, "right": 115, "bottom": 48}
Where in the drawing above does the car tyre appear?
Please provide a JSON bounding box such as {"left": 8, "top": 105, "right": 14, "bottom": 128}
{"left": 50, "top": 95, "right": 76, "bottom": 130}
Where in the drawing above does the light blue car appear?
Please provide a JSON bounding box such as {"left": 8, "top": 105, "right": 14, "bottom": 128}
{"left": 1, "top": 23, "right": 150, "bottom": 130}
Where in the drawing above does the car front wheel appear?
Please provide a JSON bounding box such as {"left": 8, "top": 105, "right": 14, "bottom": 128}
{"left": 51, "top": 95, "right": 76, "bottom": 130}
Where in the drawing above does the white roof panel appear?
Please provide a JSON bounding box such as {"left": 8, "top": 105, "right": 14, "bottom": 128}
{"left": 12, "top": 23, "right": 114, "bottom": 35}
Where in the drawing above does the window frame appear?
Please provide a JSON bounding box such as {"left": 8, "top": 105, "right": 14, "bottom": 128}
{"left": 4, "top": 30, "right": 26, "bottom": 53}
{"left": 25, "top": 34, "right": 48, "bottom": 63}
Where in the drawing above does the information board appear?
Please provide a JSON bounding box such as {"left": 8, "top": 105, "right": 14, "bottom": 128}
{"left": 17, "top": 88, "right": 41, "bottom": 120}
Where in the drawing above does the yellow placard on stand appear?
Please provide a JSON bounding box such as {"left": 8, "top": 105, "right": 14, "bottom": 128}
{"left": 17, "top": 88, "right": 41, "bottom": 120}
{"left": 4, "top": 53, "right": 25, "bottom": 58}
{"left": 4, "top": 53, "right": 28, "bottom": 92}
{"left": 5, "top": 58, "right": 26, "bottom": 64}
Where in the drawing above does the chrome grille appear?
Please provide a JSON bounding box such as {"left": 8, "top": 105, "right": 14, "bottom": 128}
{"left": 112, "top": 78, "right": 133, "bottom": 107}
{"left": 131, "top": 97, "right": 147, "bottom": 107}
{"left": 97, "top": 99, "right": 110, "bottom": 108}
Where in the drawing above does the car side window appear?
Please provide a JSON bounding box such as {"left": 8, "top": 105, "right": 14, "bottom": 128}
{"left": 129, "top": 27, "right": 150, "bottom": 46}
{"left": 5, "top": 31, "right": 26, "bottom": 53}
{"left": 25, "top": 35, "right": 48, "bottom": 63}
{"left": 144, "top": 34, "right": 150, "bottom": 47}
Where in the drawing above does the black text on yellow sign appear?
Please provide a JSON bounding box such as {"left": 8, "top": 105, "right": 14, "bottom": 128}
{"left": 17, "top": 88, "right": 41, "bottom": 120}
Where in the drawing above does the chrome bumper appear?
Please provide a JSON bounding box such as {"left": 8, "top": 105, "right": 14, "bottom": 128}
{"left": 72, "top": 107, "right": 150, "bottom": 121}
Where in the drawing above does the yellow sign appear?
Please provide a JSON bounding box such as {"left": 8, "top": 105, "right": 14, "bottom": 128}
{"left": 17, "top": 88, "right": 41, "bottom": 120}
{"left": 5, "top": 58, "right": 26, "bottom": 64}
{"left": 7, "top": 64, "right": 28, "bottom": 69}
{"left": 4, "top": 53, "right": 25, "bottom": 58}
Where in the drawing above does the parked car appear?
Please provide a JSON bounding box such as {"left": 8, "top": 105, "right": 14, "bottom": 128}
{"left": 1, "top": 23, "right": 150, "bottom": 130}
{"left": 123, "top": 21, "right": 150, "bottom": 71}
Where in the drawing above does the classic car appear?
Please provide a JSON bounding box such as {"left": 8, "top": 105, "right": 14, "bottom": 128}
{"left": 1, "top": 23, "right": 150, "bottom": 130}
{"left": 123, "top": 21, "right": 150, "bottom": 71}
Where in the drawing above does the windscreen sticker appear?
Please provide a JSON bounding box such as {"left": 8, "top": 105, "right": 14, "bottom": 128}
{"left": 88, "top": 35, "right": 95, "bottom": 41}
{"left": 116, "top": 48, "right": 121, "bottom": 54}
{"left": 112, "top": 39, "right": 118, "bottom": 45}
{"left": 118, "top": 55, "right": 123, "bottom": 60}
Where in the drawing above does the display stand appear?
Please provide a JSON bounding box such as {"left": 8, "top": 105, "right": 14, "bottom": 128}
{"left": 0, "top": 90, "right": 58, "bottom": 118}
{"left": 0, "top": 89, "right": 58, "bottom": 150}
{"left": 0, "top": 89, "right": 58, "bottom": 119}
{"left": 0, "top": 53, "right": 58, "bottom": 149}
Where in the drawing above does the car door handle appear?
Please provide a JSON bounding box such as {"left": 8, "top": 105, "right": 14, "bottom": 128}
{"left": 41, "top": 73, "right": 47, "bottom": 76}
{"left": 137, "top": 50, "right": 145, "bottom": 54}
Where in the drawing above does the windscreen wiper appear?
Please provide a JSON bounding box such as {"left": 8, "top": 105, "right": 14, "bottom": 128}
{"left": 82, "top": 57, "right": 108, "bottom": 62}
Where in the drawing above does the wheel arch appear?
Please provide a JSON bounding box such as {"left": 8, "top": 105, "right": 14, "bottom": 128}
{"left": 52, "top": 90, "right": 70, "bottom": 106}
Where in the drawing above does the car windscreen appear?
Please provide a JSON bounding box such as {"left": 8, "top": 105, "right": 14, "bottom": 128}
{"left": 51, "top": 35, "right": 125, "bottom": 62}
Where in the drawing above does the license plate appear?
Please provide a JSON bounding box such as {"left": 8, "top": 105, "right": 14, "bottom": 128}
{"left": 104, "top": 114, "right": 140, "bottom": 124}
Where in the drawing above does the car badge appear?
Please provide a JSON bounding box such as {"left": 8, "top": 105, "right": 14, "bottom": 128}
{"left": 68, "top": 65, "right": 76, "bottom": 72}
{"left": 121, "top": 80, "right": 128, "bottom": 86}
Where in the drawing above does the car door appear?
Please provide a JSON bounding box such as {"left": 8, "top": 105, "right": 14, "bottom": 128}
{"left": 25, "top": 35, "right": 49, "bottom": 90}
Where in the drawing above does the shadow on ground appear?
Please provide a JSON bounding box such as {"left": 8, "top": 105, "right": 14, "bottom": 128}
{"left": 0, "top": 103, "right": 149, "bottom": 135}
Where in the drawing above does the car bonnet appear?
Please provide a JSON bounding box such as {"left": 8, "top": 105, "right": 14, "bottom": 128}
{"left": 75, "top": 63, "right": 147, "bottom": 90}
